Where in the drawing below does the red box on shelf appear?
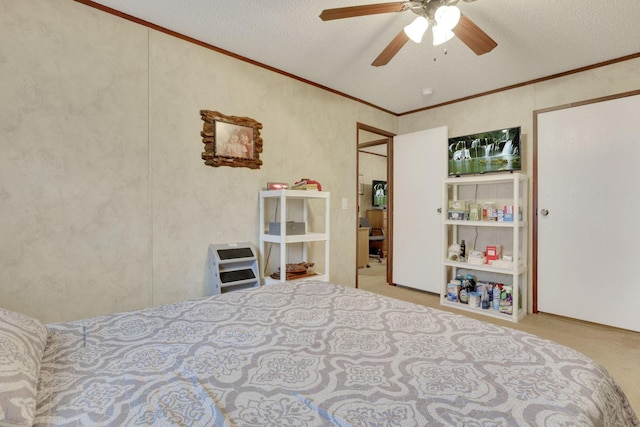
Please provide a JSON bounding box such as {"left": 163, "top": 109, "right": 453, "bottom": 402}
{"left": 486, "top": 245, "right": 501, "bottom": 261}
{"left": 267, "top": 182, "right": 288, "bottom": 190}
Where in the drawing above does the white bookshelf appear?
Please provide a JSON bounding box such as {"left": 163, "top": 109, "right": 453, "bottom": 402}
{"left": 259, "top": 190, "right": 330, "bottom": 284}
{"left": 441, "top": 173, "right": 528, "bottom": 322}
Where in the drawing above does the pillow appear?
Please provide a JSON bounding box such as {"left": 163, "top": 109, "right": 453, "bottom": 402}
{"left": 0, "top": 308, "right": 48, "bottom": 427}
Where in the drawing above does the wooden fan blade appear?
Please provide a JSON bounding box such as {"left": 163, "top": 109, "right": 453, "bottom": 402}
{"left": 453, "top": 14, "right": 497, "bottom": 55}
{"left": 320, "top": 2, "right": 406, "bottom": 21}
{"left": 371, "top": 30, "right": 409, "bottom": 67}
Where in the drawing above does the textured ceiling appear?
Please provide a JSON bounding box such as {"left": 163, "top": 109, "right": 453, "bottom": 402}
{"left": 84, "top": 0, "right": 640, "bottom": 114}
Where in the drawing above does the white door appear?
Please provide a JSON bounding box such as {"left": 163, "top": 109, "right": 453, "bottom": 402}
{"left": 393, "top": 126, "right": 447, "bottom": 293}
{"left": 537, "top": 93, "right": 640, "bottom": 332}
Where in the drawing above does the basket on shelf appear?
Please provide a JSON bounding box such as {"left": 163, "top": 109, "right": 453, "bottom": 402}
{"left": 270, "top": 262, "right": 316, "bottom": 280}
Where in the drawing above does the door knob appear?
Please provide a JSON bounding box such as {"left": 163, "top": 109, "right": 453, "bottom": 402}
{"left": 437, "top": 207, "right": 442, "bottom": 213}
{"left": 540, "top": 209, "right": 549, "bottom": 216}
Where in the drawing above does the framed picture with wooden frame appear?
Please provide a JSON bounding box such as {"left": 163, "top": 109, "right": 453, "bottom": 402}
{"left": 200, "top": 110, "right": 263, "bottom": 169}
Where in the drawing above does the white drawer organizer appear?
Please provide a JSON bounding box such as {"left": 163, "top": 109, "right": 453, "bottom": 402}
{"left": 441, "top": 173, "right": 528, "bottom": 322}
{"left": 259, "top": 190, "right": 330, "bottom": 285}
{"left": 207, "top": 242, "right": 260, "bottom": 294}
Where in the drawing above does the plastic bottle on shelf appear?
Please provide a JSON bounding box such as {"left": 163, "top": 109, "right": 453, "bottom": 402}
{"left": 460, "top": 240, "right": 466, "bottom": 262}
{"left": 455, "top": 274, "right": 464, "bottom": 303}
{"left": 492, "top": 284, "right": 501, "bottom": 310}
{"left": 465, "top": 274, "right": 476, "bottom": 292}
{"left": 459, "top": 285, "right": 469, "bottom": 304}
{"left": 481, "top": 284, "right": 490, "bottom": 309}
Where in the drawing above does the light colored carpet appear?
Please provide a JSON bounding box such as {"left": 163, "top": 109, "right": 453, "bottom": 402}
{"left": 358, "top": 260, "right": 640, "bottom": 416}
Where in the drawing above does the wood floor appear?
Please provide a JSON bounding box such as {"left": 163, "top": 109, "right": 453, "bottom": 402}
{"left": 357, "top": 260, "right": 640, "bottom": 417}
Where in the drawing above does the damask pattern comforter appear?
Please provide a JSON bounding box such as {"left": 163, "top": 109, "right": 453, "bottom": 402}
{"left": 31, "top": 281, "right": 638, "bottom": 426}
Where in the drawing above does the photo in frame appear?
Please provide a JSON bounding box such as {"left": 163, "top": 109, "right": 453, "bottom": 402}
{"left": 200, "top": 110, "right": 263, "bottom": 169}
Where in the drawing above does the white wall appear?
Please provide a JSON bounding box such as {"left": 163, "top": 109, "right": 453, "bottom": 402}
{"left": 398, "top": 56, "right": 640, "bottom": 309}
{"left": 0, "top": 0, "right": 396, "bottom": 322}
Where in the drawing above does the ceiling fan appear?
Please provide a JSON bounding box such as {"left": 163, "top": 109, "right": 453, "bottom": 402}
{"left": 319, "top": 0, "right": 497, "bottom": 66}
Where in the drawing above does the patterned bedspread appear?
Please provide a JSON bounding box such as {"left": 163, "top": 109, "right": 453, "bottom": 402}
{"left": 33, "top": 281, "right": 638, "bottom": 426}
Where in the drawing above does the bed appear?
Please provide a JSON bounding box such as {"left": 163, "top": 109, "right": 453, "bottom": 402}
{"left": 1, "top": 280, "right": 638, "bottom": 426}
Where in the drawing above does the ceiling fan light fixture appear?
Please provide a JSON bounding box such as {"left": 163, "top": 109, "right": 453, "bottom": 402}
{"left": 432, "top": 24, "right": 455, "bottom": 46}
{"left": 404, "top": 16, "right": 429, "bottom": 43}
{"left": 434, "top": 5, "right": 461, "bottom": 31}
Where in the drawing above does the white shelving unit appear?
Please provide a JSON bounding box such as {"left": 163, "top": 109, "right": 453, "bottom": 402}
{"left": 259, "top": 190, "right": 330, "bottom": 285}
{"left": 441, "top": 173, "right": 528, "bottom": 322}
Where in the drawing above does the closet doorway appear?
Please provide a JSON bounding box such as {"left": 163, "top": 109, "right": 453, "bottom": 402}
{"left": 356, "top": 123, "right": 394, "bottom": 288}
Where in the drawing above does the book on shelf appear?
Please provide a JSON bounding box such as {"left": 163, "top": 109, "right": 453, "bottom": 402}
{"left": 291, "top": 179, "right": 321, "bottom": 191}
{"left": 291, "top": 183, "right": 319, "bottom": 190}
